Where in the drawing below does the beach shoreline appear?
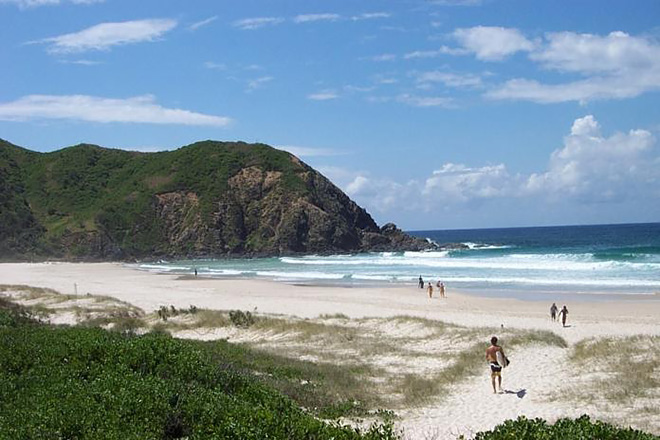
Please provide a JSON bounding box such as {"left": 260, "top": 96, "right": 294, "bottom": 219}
{"left": 2, "top": 261, "right": 659, "bottom": 439}
{"left": 1, "top": 262, "right": 658, "bottom": 340}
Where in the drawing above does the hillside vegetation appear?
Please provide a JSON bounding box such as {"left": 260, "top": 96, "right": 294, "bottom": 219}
{"left": 0, "top": 139, "right": 428, "bottom": 260}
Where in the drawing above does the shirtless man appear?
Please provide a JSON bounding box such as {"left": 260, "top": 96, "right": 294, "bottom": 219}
{"left": 485, "top": 336, "right": 506, "bottom": 394}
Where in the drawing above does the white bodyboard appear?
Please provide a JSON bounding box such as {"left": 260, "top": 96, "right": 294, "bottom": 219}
{"left": 496, "top": 350, "right": 508, "bottom": 369}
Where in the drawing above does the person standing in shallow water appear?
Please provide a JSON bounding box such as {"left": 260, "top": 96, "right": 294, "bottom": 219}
{"left": 418, "top": 276, "right": 424, "bottom": 289}
{"left": 559, "top": 305, "right": 569, "bottom": 327}
{"left": 550, "top": 303, "right": 558, "bottom": 321}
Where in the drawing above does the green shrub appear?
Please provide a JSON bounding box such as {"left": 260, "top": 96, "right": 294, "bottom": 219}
{"left": 465, "top": 415, "right": 658, "bottom": 440}
{"left": 0, "top": 308, "right": 398, "bottom": 440}
{"left": 229, "top": 309, "right": 256, "bottom": 328}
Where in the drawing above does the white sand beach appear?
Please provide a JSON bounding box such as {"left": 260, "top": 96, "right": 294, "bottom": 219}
{"left": 2, "top": 262, "right": 659, "bottom": 439}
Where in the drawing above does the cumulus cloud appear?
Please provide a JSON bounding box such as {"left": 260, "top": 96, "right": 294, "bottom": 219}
{"left": 233, "top": 17, "right": 284, "bottom": 30}
{"left": 453, "top": 26, "right": 534, "bottom": 61}
{"left": 524, "top": 115, "right": 655, "bottom": 201}
{"left": 0, "top": 94, "right": 232, "bottom": 127}
{"left": 33, "top": 19, "right": 177, "bottom": 53}
{"left": 531, "top": 31, "right": 660, "bottom": 74}
{"left": 346, "top": 175, "right": 419, "bottom": 212}
{"left": 423, "top": 163, "right": 513, "bottom": 202}
{"left": 342, "top": 116, "right": 659, "bottom": 216}
{"left": 487, "top": 31, "right": 660, "bottom": 103}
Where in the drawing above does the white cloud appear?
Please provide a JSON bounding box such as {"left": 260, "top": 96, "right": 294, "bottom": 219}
{"left": 293, "top": 13, "right": 341, "bottom": 24}
{"left": 351, "top": 12, "right": 390, "bottom": 21}
{"left": 369, "top": 53, "right": 397, "bottom": 62}
{"left": 60, "top": 59, "right": 102, "bottom": 65}
{"left": 204, "top": 61, "right": 227, "bottom": 70}
{"left": 342, "top": 116, "right": 660, "bottom": 216}
{"left": 396, "top": 94, "right": 454, "bottom": 107}
{"left": 34, "top": 19, "right": 177, "bottom": 53}
{"left": 1, "top": 0, "right": 103, "bottom": 8}
{"left": 487, "top": 31, "right": 660, "bottom": 103}
{"left": 0, "top": 94, "right": 232, "bottom": 127}
{"left": 246, "top": 76, "right": 273, "bottom": 92}
{"left": 346, "top": 175, "right": 419, "bottom": 212}
{"left": 531, "top": 31, "right": 660, "bottom": 74}
{"left": 415, "top": 71, "right": 483, "bottom": 88}
{"left": 404, "top": 46, "right": 469, "bottom": 59}
{"left": 307, "top": 90, "right": 339, "bottom": 101}
{"left": 453, "top": 26, "right": 534, "bottom": 61}
{"left": 189, "top": 16, "right": 218, "bottom": 31}
{"left": 423, "top": 163, "right": 512, "bottom": 202}
{"left": 233, "top": 17, "right": 284, "bottom": 30}
{"left": 524, "top": 115, "right": 656, "bottom": 201}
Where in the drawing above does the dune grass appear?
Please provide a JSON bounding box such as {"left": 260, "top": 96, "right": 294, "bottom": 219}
{"left": 552, "top": 335, "right": 660, "bottom": 434}
{"left": 0, "top": 286, "right": 571, "bottom": 417}
{"left": 570, "top": 335, "right": 660, "bottom": 402}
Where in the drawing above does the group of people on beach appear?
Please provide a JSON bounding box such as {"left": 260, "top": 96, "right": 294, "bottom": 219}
{"left": 550, "top": 302, "right": 569, "bottom": 327}
{"left": 418, "top": 276, "right": 445, "bottom": 298}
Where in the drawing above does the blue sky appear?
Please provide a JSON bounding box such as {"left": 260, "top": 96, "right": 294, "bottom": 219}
{"left": 1, "top": 0, "right": 660, "bottom": 230}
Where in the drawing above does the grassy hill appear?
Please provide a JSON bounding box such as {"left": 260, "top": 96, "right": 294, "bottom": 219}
{"left": 0, "top": 139, "right": 428, "bottom": 260}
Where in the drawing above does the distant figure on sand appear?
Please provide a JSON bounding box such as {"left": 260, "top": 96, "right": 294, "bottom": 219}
{"left": 440, "top": 282, "right": 446, "bottom": 298}
{"left": 194, "top": 268, "right": 198, "bottom": 277}
{"left": 550, "top": 303, "right": 558, "bottom": 321}
{"left": 559, "top": 305, "right": 569, "bottom": 327}
{"left": 485, "top": 336, "right": 507, "bottom": 394}
{"left": 418, "top": 276, "right": 424, "bottom": 289}
{"left": 427, "top": 282, "right": 433, "bottom": 298}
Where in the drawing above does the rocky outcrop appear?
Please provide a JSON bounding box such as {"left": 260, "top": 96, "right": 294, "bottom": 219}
{"left": 0, "top": 139, "right": 434, "bottom": 259}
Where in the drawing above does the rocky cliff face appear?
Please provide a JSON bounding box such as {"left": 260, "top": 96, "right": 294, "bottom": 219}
{"left": 0, "top": 139, "right": 432, "bottom": 260}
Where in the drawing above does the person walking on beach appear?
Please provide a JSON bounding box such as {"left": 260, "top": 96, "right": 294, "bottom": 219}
{"left": 486, "top": 336, "right": 507, "bottom": 394}
{"left": 418, "top": 276, "right": 424, "bottom": 289}
{"left": 550, "top": 303, "right": 558, "bottom": 321}
{"left": 427, "top": 282, "right": 433, "bottom": 298}
{"left": 440, "top": 282, "right": 446, "bottom": 298}
{"left": 559, "top": 305, "right": 569, "bottom": 327}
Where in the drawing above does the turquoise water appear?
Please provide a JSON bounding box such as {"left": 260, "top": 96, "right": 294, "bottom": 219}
{"left": 134, "top": 223, "right": 660, "bottom": 298}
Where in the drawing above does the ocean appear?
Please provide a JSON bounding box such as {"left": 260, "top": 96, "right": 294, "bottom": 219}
{"left": 134, "top": 223, "right": 660, "bottom": 300}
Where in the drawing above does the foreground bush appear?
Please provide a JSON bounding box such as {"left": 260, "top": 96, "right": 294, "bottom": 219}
{"left": 467, "top": 415, "right": 658, "bottom": 440}
{"left": 0, "top": 307, "right": 397, "bottom": 440}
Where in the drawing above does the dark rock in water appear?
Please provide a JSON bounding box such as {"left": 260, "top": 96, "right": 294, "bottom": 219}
{"left": 437, "top": 242, "right": 470, "bottom": 250}
{"left": 359, "top": 223, "right": 431, "bottom": 252}
{"left": 0, "top": 138, "right": 435, "bottom": 260}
